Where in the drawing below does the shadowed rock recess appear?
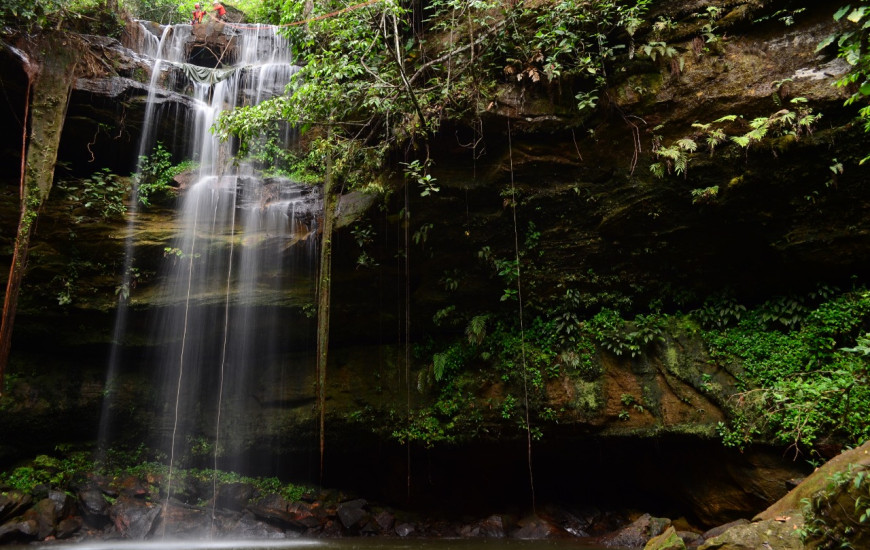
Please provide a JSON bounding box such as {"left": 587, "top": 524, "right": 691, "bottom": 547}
{"left": 1, "top": 0, "right": 870, "bottom": 547}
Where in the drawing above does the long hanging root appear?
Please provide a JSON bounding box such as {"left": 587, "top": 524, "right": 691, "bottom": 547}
{"left": 507, "top": 120, "right": 536, "bottom": 514}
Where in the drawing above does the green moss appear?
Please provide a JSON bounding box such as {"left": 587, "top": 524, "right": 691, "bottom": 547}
{"left": 569, "top": 379, "right": 602, "bottom": 413}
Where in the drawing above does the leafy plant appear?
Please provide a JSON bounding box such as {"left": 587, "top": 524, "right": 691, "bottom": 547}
{"left": 818, "top": 4, "right": 870, "bottom": 163}
{"left": 135, "top": 143, "right": 188, "bottom": 207}
{"left": 691, "top": 185, "right": 719, "bottom": 205}
{"left": 587, "top": 309, "right": 664, "bottom": 357}
{"left": 60, "top": 168, "right": 128, "bottom": 220}
{"left": 403, "top": 159, "right": 439, "bottom": 197}
{"left": 801, "top": 464, "right": 870, "bottom": 548}
{"left": 649, "top": 135, "right": 697, "bottom": 178}
{"left": 704, "top": 289, "right": 870, "bottom": 452}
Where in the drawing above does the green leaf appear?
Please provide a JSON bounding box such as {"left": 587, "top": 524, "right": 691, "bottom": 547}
{"left": 731, "top": 135, "right": 751, "bottom": 147}
{"left": 816, "top": 34, "right": 837, "bottom": 52}
{"left": 834, "top": 6, "right": 852, "bottom": 21}
{"left": 848, "top": 7, "right": 867, "bottom": 23}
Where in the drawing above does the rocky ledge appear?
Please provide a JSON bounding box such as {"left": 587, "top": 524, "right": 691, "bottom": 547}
{"left": 2, "top": 442, "right": 868, "bottom": 549}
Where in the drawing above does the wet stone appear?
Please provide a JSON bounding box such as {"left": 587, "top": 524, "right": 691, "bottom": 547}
{"left": 28, "top": 498, "right": 58, "bottom": 539}
{"left": 109, "top": 497, "right": 161, "bottom": 539}
{"left": 395, "top": 522, "right": 415, "bottom": 537}
{"left": 337, "top": 499, "right": 368, "bottom": 530}
{"left": 48, "top": 490, "right": 74, "bottom": 518}
{"left": 374, "top": 510, "right": 395, "bottom": 532}
{"left": 0, "top": 491, "right": 32, "bottom": 524}
{"left": 55, "top": 517, "right": 83, "bottom": 539}
{"left": 598, "top": 514, "right": 671, "bottom": 548}
{"left": 215, "top": 482, "right": 254, "bottom": 512}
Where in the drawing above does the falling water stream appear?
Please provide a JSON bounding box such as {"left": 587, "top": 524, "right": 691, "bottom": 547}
{"left": 98, "top": 20, "right": 321, "bottom": 536}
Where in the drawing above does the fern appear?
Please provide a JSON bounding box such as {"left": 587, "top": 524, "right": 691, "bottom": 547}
{"left": 466, "top": 315, "right": 489, "bottom": 345}
{"left": 433, "top": 352, "right": 448, "bottom": 381}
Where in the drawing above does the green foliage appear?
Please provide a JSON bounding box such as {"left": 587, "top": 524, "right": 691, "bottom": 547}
{"left": 587, "top": 308, "right": 664, "bottom": 357}
{"left": 690, "top": 185, "right": 718, "bottom": 205}
{"left": 391, "top": 380, "right": 482, "bottom": 448}
{"left": 0, "top": 450, "right": 95, "bottom": 493}
{"left": 649, "top": 134, "right": 696, "bottom": 178}
{"left": 637, "top": 40, "right": 683, "bottom": 73}
{"left": 351, "top": 224, "right": 378, "bottom": 268}
{"left": 135, "top": 143, "right": 189, "bottom": 207}
{"left": 403, "top": 159, "right": 438, "bottom": 197}
{"left": 754, "top": 7, "right": 806, "bottom": 27}
{"left": 692, "top": 293, "right": 747, "bottom": 329}
{"left": 59, "top": 168, "right": 128, "bottom": 220}
{"left": 801, "top": 464, "right": 870, "bottom": 549}
{"left": 704, "top": 289, "right": 870, "bottom": 452}
{"left": 121, "top": 0, "right": 188, "bottom": 23}
{"left": 729, "top": 98, "right": 821, "bottom": 148}
{"left": 518, "top": 0, "right": 649, "bottom": 85}
{"left": 0, "top": 445, "right": 311, "bottom": 505}
{"left": 216, "top": 0, "right": 651, "bottom": 191}
{"left": 822, "top": 3, "right": 870, "bottom": 162}
{"left": 650, "top": 98, "right": 820, "bottom": 179}
{"left": 0, "top": 0, "right": 124, "bottom": 34}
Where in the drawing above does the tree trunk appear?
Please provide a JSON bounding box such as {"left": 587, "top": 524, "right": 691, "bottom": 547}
{"left": 315, "top": 133, "right": 335, "bottom": 481}
{"left": 0, "top": 34, "right": 78, "bottom": 396}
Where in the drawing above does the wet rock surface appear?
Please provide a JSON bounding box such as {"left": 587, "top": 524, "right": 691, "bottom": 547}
{"left": 0, "top": 443, "right": 866, "bottom": 548}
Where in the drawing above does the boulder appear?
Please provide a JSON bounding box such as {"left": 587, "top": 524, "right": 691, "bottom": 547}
{"left": 158, "top": 500, "right": 211, "bottom": 538}
{"left": 511, "top": 515, "right": 563, "bottom": 539}
{"left": 77, "top": 488, "right": 110, "bottom": 528}
{"left": 47, "top": 489, "right": 74, "bottom": 518}
{"left": 25, "top": 498, "right": 58, "bottom": 539}
{"left": 460, "top": 514, "right": 507, "bottom": 538}
{"left": 374, "top": 510, "right": 395, "bottom": 532}
{"left": 0, "top": 518, "right": 38, "bottom": 543}
{"left": 756, "top": 441, "right": 870, "bottom": 550}
{"left": 598, "top": 514, "right": 671, "bottom": 548}
{"left": 676, "top": 530, "right": 704, "bottom": 548}
{"left": 645, "top": 526, "right": 686, "bottom": 550}
{"left": 55, "top": 516, "right": 83, "bottom": 539}
{"left": 697, "top": 515, "right": 803, "bottom": 550}
{"left": 0, "top": 491, "right": 32, "bottom": 524}
{"left": 248, "top": 494, "right": 321, "bottom": 530}
{"left": 109, "top": 496, "right": 161, "bottom": 539}
{"left": 337, "top": 498, "right": 369, "bottom": 530}
{"left": 701, "top": 519, "right": 750, "bottom": 541}
{"left": 756, "top": 441, "right": 870, "bottom": 522}
{"left": 395, "top": 522, "right": 416, "bottom": 537}
{"left": 115, "top": 475, "right": 150, "bottom": 498}
{"left": 541, "top": 505, "right": 595, "bottom": 537}
{"left": 215, "top": 482, "right": 254, "bottom": 511}
{"left": 221, "top": 512, "right": 287, "bottom": 539}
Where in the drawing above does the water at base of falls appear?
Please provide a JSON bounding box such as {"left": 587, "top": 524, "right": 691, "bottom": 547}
{"left": 5, "top": 540, "right": 621, "bottom": 550}
{"left": 99, "top": 21, "right": 320, "bottom": 487}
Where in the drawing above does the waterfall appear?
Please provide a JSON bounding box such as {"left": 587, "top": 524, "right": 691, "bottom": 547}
{"left": 99, "top": 21, "right": 320, "bottom": 493}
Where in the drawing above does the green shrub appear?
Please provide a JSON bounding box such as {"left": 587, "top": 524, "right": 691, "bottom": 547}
{"left": 135, "top": 143, "right": 191, "bottom": 207}
{"left": 59, "top": 168, "right": 128, "bottom": 220}
{"left": 705, "top": 290, "right": 870, "bottom": 451}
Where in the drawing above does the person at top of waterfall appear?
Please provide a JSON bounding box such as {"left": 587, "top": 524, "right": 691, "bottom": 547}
{"left": 211, "top": 1, "right": 227, "bottom": 21}
{"left": 191, "top": 3, "right": 205, "bottom": 24}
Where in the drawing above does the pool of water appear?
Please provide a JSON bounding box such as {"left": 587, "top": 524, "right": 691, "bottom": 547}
{"left": 11, "top": 538, "right": 629, "bottom": 550}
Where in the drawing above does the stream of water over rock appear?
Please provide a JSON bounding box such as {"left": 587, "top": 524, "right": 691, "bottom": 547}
{"left": 98, "top": 20, "right": 321, "bottom": 500}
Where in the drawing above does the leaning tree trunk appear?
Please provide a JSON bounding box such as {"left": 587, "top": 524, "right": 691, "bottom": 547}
{"left": 314, "top": 134, "right": 335, "bottom": 482}
{"left": 0, "top": 34, "right": 79, "bottom": 396}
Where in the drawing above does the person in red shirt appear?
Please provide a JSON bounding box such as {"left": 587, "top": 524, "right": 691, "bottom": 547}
{"left": 191, "top": 3, "right": 205, "bottom": 24}
{"left": 211, "top": 1, "right": 227, "bottom": 21}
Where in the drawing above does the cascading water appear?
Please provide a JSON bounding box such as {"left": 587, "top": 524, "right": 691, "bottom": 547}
{"left": 99, "top": 21, "right": 320, "bottom": 533}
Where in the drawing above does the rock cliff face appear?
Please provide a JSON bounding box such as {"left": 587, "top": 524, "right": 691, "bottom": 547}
{"left": 1, "top": 0, "right": 868, "bottom": 525}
